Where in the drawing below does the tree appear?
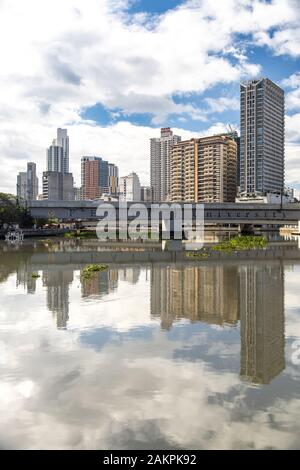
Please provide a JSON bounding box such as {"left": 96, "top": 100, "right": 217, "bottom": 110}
{"left": 0, "top": 193, "right": 33, "bottom": 228}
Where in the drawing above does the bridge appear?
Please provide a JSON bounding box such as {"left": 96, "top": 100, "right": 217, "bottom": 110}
{"left": 28, "top": 200, "right": 300, "bottom": 228}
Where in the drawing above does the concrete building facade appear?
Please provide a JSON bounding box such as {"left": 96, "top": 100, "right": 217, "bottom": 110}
{"left": 81, "top": 156, "right": 118, "bottom": 200}
{"left": 141, "top": 186, "right": 152, "bottom": 202}
{"left": 150, "top": 128, "right": 181, "bottom": 202}
{"left": 17, "top": 163, "right": 39, "bottom": 201}
{"left": 47, "top": 128, "right": 69, "bottom": 174}
{"left": 26, "top": 162, "right": 39, "bottom": 201}
{"left": 119, "top": 172, "right": 141, "bottom": 202}
{"left": 240, "top": 78, "right": 285, "bottom": 196}
{"left": 171, "top": 135, "right": 237, "bottom": 203}
{"left": 17, "top": 172, "right": 28, "bottom": 201}
{"left": 42, "top": 171, "right": 74, "bottom": 201}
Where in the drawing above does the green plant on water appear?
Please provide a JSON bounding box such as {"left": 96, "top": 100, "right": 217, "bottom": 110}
{"left": 31, "top": 273, "right": 40, "bottom": 279}
{"left": 64, "top": 232, "right": 74, "bottom": 239}
{"left": 212, "top": 235, "right": 268, "bottom": 253}
{"left": 81, "top": 264, "right": 108, "bottom": 280}
{"left": 186, "top": 251, "right": 210, "bottom": 259}
{"left": 65, "top": 231, "right": 97, "bottom": 239}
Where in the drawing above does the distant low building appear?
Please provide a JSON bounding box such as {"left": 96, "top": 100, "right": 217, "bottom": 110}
{"left": 73, "top": 187, "right": 82, "bottom": 201}
{"left": 236, "top": 191, "right": 295, "bottom": 204}
{"left": 119, "top": 172, "right": 141, "bottom": 202}
{"left": 141, "top": 186, "right": 152, "bottom": 202}
{"left": 42, "top": 171, "right": 74, "bottom": 201}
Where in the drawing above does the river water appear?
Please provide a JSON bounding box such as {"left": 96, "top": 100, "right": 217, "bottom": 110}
{"left": 0, "top": 238, "right": 300, "bottom": 449}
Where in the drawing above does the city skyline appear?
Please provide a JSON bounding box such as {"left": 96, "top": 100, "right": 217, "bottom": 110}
{"left": 0, "top": 1, "right": 299, "bottom": 194}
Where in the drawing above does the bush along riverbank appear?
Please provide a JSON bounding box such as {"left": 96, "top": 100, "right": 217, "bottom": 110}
{"left": 187, "top": 235, "right": 268, "bottom": 259}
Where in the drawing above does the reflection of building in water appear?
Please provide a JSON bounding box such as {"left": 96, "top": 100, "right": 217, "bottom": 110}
{"left": 151, "top": 262, "right": 285, "bottom": 384}
{"left": 118, "top": 266, "right": 141, "bottom": 285}
{"left": 81, "top": 269, "right": 118, "bottom": 298}
{"left": 16, "top": 266, "right": 37, "bottom": 294}
{"left": 43, "top": 270, "right": 74, "bottom": 329}
{"left": 150, "top": 265, "right": 239, "bottom": 329}
{"left": 239, "top": 264, "right": 285, "bottom": 385}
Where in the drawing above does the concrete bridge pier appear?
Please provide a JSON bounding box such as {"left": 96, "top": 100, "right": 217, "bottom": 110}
{"left": 239, "top": 223, "right": 255, "bottom": 235}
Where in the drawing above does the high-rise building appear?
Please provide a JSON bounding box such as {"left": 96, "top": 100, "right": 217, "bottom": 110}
{"left": 42, "top": 171, "right": 74, "bottom": 201}
{"left": 17, "top": 163, "right": 38, "bottom": 201}
{"left": 240, "top": 78, "right": 285, "bottom": 196}
{"left": 26, "top": 162, "right": 39, "bottom": 201}
{"left": 108, "top": 163, "right": 119, "bottom": 195}
{"left": 47, "top": 128, "right": 69, "bottom": 173}
{"left": 119, "top": 172, "right": 141, "bottom": 201}
{"left": 16, "top": 172, "right": 27, "bottom": 201}
{"left": 150, "top": 127, "right": 181, "bottom": 202}
{"left": 171, "top": 139, "right": 198, "bottom": 203}
{"left": 171, "top": 135, "right": 237, "bottom": 203}
{"left": 81, "top": 156, "right": 118, "bottom": 199}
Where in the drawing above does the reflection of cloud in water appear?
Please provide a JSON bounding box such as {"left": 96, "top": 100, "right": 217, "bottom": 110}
{"left": 0, "top": 260, "right": 299, "bottom": 449}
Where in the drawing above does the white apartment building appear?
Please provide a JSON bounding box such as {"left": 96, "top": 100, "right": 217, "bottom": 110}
{"left": 119, "top": 172, "right": 141, "bottom": 202}
{"left": 150, "top": 127, "right": 181, "bottom": 202}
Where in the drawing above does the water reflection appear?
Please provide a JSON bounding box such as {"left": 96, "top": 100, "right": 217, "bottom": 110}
{"left": 150, "top": 265, "right": 239, "bottom": 328}
{"left": 16, "top": 258, "right": 286, "bottom": 386}
{"left": 239, "top": 265, "right": 285, "bottom": 385}
{"left": 81, "top": 269, "right": 118, "bottom": 299}
{"left": 0, "top": 241, "right": 300, "bottom": 449}
{"left": 150, "top": 263, "right": 285, "bottom": 385}
{"left": 42, "top": 271, "right": 74, "bottom": 329}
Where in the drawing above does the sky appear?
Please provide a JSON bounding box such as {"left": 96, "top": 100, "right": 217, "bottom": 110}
{"left": 0, "top": 0, "right": 300, "bottom": 192}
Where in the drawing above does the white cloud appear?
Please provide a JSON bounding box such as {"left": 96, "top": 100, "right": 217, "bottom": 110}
{"left": 204, "top": 97, "right": 240, "bottom": 114}
{"left": 0, "top": 0, "right": 299, "bottom": 192}
{"left": 282, "top": 72, "right": 300, "bottom": 89}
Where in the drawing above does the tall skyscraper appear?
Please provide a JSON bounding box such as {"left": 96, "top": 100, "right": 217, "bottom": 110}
{"left": 26, "top": 162, "right": 39, "bottom": 201}
{"left": 47, "top": 128, "right": 69, "bottom": 173}
{"left": 119, "top": 172, "right": 141, "bottom": 201}
{"left": 108, "top": 163, "right": 119, "bottom": 195}
{"left": 240, "top": 78, "right": 285, "bottom": 196}
{"left": 150, "top": 127, "right": 181, "bottom": 202}
{"left": 171, "top": 135, "right": 237, "bottom": 203}
{"left": 17, "top": 163, "right": 38, "bottom": 201}
{"left": 16, "top": 172, "right": 27, "bottom": 201}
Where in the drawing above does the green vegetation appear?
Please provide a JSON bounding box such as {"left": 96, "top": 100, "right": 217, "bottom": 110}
{"left": 186, "top": 236, "right": 268, "bottom": 259}
{"left": 81, "top": 264, "right": 108, "bottom": 280}
{"left": 31, "top": 273, "right": 40, "bottom": 279}
{"left": 212, "top": 235, "right": 268, "bottom": 253}
{"left": 186, "top": 251, "right": 210, "bottom": 259}
{"left": 65, "top": 231, "right": 97, "bottom": 239}
{"left": 0, "top": 193, "right": 33, "bottom": 228}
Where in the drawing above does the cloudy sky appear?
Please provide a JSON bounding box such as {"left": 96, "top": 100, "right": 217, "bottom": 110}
{"left": 0, "top": 0, "right": 300, "bottom": 193}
